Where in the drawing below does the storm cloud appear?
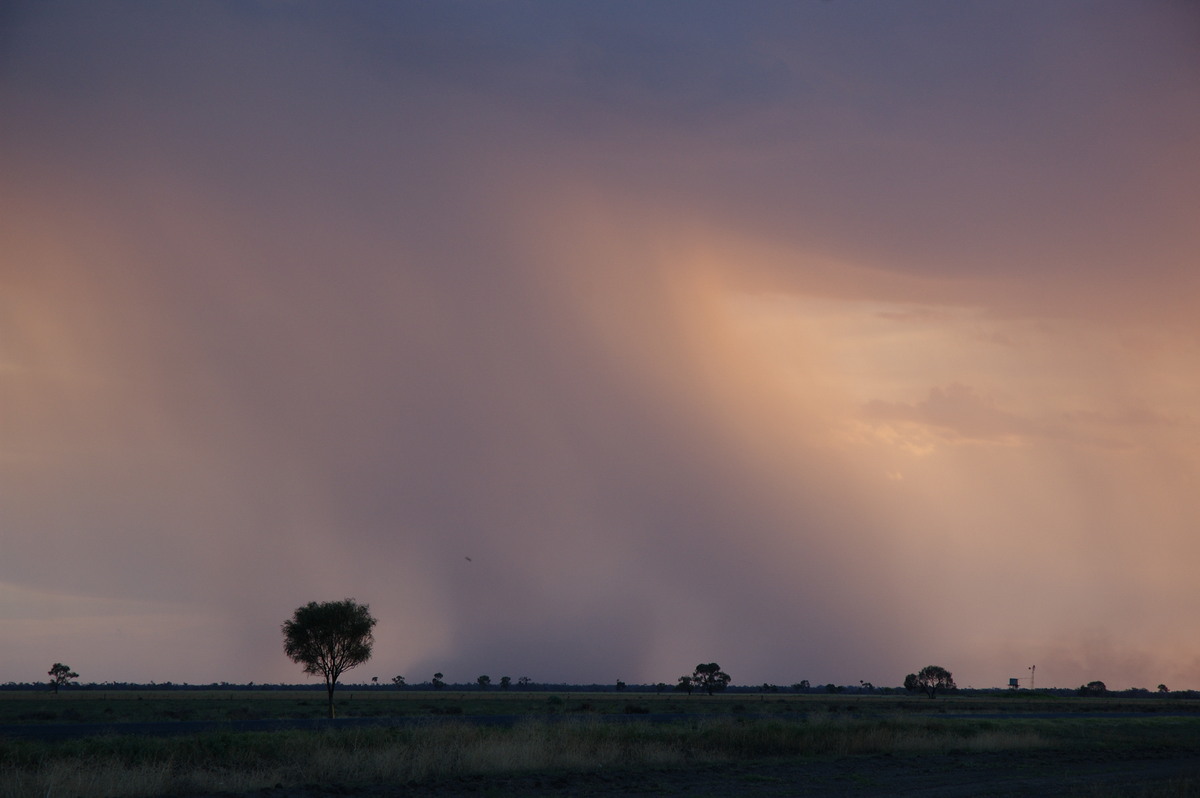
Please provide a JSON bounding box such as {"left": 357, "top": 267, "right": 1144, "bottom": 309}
{"left": 2, "top": 1, "right": 1198, "bottom": 690}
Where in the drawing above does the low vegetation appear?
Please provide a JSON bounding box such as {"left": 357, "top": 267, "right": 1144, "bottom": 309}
{"left": 0, "top": 715, "right": 1049, "bottom": 797}
{"left": 3, "top": 692, "right": 1200, "bottom": 797}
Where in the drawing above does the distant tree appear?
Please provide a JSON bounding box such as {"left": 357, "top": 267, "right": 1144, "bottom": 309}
{"left": 477, "top": 674, "right": 491, "bottom": 690}
{"left": 655, "top": 682, "right": 668, "bottom": 693}
{"left": 1158, "top": 684, "right": 1169, "bottom": 694}
{"left": 762, "top": 683, "right": 778, "bottom": 693}
{"left": 913, "top": 666, "right": 955, "bottom": 699}
{"left": 499, "top": 676, "right": 511, "bottom": 690}
{"left": 371, "top": 676, "right": 379, "bottom": 685}
{"left": 1079, "top": 680, "right": 1107, "bottom": 696}
{"left": 432, "top": 672, "right": 445, "bottom": 690}
{"left": 859, "top": 681, "right": 874, "bottom": 691}
{"left": 792, "top": 680, "right": 810, "bottom": 692}
{"left": 903, "top": 673, "right": 920, "bottom": 693}
{"left": 615, "top": 679, "right": 626, "bottom": 691}
{"left": 281, "top": 599, "right": 377, "bottom": 718}
{"left": 48, "top": 663, "right": 78, "bottom": 694}
{"left": 676, "top": 675, "right": 695, "bottom": 694}
{"left": 692, "top": 663, "right": 731, "bottom": 695}
{"left": 392, "top": 675, "right": 406, "bottom": 688}
{"left": 825, "top": 683, "right": 841, "bottom": 694}
{"left": 517, "top": 676, "right": 531, "bottom": 689}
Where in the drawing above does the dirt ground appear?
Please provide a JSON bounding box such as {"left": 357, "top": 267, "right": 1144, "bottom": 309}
{"left": 182, "top": 749, "right": 1200, "bottom": 797}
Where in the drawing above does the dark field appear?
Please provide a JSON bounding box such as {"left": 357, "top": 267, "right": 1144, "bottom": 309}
{"left": 3, "top": 691, "right": 1199, "bottom": 797}
{"left": 5, "top": 689, "right": 1199, "bottom": 725}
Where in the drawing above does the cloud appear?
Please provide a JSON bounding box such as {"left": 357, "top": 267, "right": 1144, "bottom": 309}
{"left": 863, "top": 383, "right": 1036, "bottom": 445}
{"left": 1, "top": 1, "right": 1198, "bottom": 692}
{"left": 858, "top": 381, "right": 1180, "bottom": 451}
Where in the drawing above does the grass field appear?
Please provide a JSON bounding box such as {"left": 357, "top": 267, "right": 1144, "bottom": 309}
{"left": 3, "top": 688, "right": 1196, "bottom": 725}
{"left": 3, "top": 691, "right": 1199, "bottom": 797}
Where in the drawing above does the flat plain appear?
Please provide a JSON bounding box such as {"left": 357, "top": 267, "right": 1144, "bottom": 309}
{"left": 2, "top": 690, "right": 1199, "bottom": 797}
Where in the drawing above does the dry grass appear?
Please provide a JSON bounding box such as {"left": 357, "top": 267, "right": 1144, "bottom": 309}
{"left": 685, "top": 714, "right": 1045, "bottom": 758}
{"left": 0, "top": 715, "right": 1060, "bottom": 798}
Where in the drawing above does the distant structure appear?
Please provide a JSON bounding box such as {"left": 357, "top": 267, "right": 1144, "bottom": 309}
{"left": 1009, "top": 665, "right": 1035, "bottom": 690}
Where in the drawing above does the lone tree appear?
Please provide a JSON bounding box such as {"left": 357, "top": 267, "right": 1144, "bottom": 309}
{"left": 909, "top": 665, "right": 955, "bottom": 699}
{"left": 282, "top": 598, "right": 376, "bottom": 718}
{"left": 477, "top": 674, "right": 491, "bottom": 690}
{"left": 48, "top": 663, "right": 78, "bottom": 694}
{"left": 692, "top": 662, "right": 732, "bottom": 695}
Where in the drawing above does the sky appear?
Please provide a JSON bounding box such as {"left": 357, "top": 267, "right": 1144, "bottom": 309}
{"left": 1, "top": 1, "right": 1198, "bottom": 691}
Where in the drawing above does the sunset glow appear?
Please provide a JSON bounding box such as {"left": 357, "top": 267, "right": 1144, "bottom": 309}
{"left": 2, "top": 1, "right": 1198, "bottom": 691}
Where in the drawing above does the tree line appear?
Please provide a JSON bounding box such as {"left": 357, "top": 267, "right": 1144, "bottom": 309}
{"left": 281, "top": 600, "right": 745, "bottom": 717}
{"left": 36, "top": 599, "right": 1177, "bottom": 715}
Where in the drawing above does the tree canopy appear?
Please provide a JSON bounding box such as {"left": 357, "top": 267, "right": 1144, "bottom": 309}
{"left": 281, "top": 598, "right": 376, "bottom": 718}
{"left": 48, "top": 663, "right": 78, "bottom": 694}
{"left": 691, "top": 663, "right": 732, "bottom": 695}
{"left": 908, "top": 665, "right": 956, "bottom": 699}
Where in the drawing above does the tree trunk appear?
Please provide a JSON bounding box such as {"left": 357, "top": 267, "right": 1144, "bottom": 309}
{"left": 327, "top": 681, "right": 336, "bottom": 719}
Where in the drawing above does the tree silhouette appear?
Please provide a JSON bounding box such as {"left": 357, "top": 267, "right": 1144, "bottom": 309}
{"left": 691, "top": 663, "right": 731, "bottom": 695}
{"left": 281, "top": 599, "right": 376, "bottom": 718}
{"left": 48, "top": 663, "right": 78, "bottom": 694}
{"left": 912, "top": 666, "right": 955, "bottom": 699}
{"left": 499, "top": 676, "right": 511, "bottom": 690}
{"left": 432, "top": 672, "right": 445, "bottom": 689}
{"left": 477, "top": 674, "right": 491, "bottom": 690}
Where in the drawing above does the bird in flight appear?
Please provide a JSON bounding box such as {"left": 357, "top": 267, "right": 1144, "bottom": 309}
{"left": 464, "top": 556, "right": 472, "bottom": 562}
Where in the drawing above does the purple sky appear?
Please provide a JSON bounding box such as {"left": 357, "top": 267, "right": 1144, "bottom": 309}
{"left": 2, "top": 1, "right": 1198, "bottom": 690}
